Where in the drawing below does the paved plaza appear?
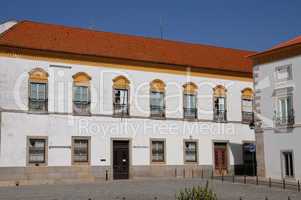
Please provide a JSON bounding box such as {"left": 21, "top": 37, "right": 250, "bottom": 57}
{"left": 0, "top": 178, "right": 300, "bottom": 200}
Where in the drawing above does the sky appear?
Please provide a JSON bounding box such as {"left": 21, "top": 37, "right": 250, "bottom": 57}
{"left": 1, "top": 0, "right": 301, "bottom": 51}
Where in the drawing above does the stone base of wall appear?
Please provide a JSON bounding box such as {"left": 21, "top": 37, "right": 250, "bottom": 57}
{"left": 0, "top": 166, "right": 110, "bottom": 187}
{"left": 131, "top": 165, "right": 213, "bottom": 179}
{"left": 0, "top": 165, "right": 246, "bottom": 186}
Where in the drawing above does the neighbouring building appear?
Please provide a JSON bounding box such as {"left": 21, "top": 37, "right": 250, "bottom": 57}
{"left": 0, "top": 20, "right": 256, "bottom": 185}
{"left": 250, "top": 36, "right": 301, "bottom": 180}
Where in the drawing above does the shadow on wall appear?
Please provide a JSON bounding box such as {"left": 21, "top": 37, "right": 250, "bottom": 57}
{"left": 229, "top": 143, "right": 243, "bottom": 165}
{"left": 229, "top": 143, "right": 244, "bottom": 175}
{"left": 230, "top": 142, "right": 257, "bottom": 176}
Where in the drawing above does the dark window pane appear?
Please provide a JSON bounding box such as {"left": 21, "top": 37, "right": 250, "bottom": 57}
{"left": 152, "top": 141, "right": 165, "bottom": 162}
{"left": 28, "top": 139, "right": 46, "bottom": 164}
{"left": 113, "top": 89, "right": 129, "bottom": 116}
{"left": 29, "top": 83, "right": 48, "bottom": 112}
{"left": 73, "top": 139, "right": 89, "bottom": 163}
{"left": 185, "top": 142, "right": 197, "bottom": 162}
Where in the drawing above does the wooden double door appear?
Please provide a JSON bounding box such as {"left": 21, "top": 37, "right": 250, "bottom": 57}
{"left": 214, "top": 143, "right": 228, "bottom": 175}
{"left": 113, "top": 140, "right": 129, "bottom": 180}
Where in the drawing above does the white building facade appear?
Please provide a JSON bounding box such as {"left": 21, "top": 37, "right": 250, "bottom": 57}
{"left": 0, "top": 21, "right": 255, "bottom": 184}
{"left": 251, "top": 36, "right": 301, "bottom": 180}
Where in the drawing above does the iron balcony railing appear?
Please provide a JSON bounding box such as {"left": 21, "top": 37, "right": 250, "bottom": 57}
{"left": 150, "top": 105, "right": 165, "bottom": 118}
{"left": 274, "top": 109, "right": 295, "bottom": 127}
{"left": 242, "top": 111, "right": 254, "bottom": 124}
{"left": 214, "top": 110, "right": 227, "bottom": 122}
{"left": 113, "top": 103, "right": 129, "bottom": 117}
{"left": 29, "top": 98, "right": 48, "bottom": 112}
{"left": 184, "top": 108, "right": 197, "bottom": 120}
{"left": 73, "top": 102, "right": 91, "bottom": 115}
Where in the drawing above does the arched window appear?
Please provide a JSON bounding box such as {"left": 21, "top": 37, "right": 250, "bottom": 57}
{"left": 213, "top": 85, "right": 227, "bottom": 122}
{"left": 28, "top": 68, "right": 48, "bottom": 112}
{"left": 72, "top": 72, "right": 91, "bottom": 115}
{"left": 183, "top": 82, "right": 198, "bottom": 120}
{"left": 113, "top": 75, "right": 130, "bottom": 116}
{"left": 150, "top": 79, "right": 166, "bottom": 118}
{"left": 241, "top": 88, "right": 254, "bottom": 123}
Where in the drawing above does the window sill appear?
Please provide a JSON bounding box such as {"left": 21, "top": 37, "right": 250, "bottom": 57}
{"left": 214, "top": 120, "right": 228, "bottom": 123}
{"left": 72, "top": 162, "right": 90, "bottom": 166}
{"left": 283, "top": 176, "right": 296, "bottom": 182}
{"left": 151, "top": 161, "right": 166, "bottom": 165}
{"left": 150, "top": 116, "right": 166, "bottom": 120}
{"left": 275, "top": 124, "right": 295, "bottom": 129}
{"left": 183, "top": 118, "right": 198, "bottom": 122}
{"left": 27, "top": 111, "right": 49, "bottom": 115}
{"left": 184, "top": 161, "right": 198, "bottom": 165}
{"left": 112, "top": 114, "right": 130, "bottom": 118}
{"left": 72, "top": 113, "right": 92, "bottom": 117}
{"left": 27, "top": 163, "right": 47, "bottom": 167}
{"left": 241, "top": 121, "right": 252, "bottom": 125}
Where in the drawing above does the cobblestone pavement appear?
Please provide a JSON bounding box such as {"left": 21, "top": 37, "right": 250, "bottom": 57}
{"left": 0, "top": 178, "right": 300, "bottom": 200}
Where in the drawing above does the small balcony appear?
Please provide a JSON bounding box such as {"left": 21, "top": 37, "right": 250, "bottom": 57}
{"left": 73, "top": 102, "right": 91, "bottom": 116}
{"left": 150, "top": 105, "right": 165, "bottom": 118}
{"left": 184, "top": 108, "right": 197, "bottom": 120}
{"left": 113, "top": 103, "right": 129, "bottom": 117}
{"left": 274, "top": 109, "right": 295, "bottom": 128}
{"left": 214, "top": 110, "right": 227, "bottom": 122}
{"left": 29, "top": 99, "right": 48, "bottom": 112}
{"left": 242, "top": 111, "right": 254, "bottom": 124}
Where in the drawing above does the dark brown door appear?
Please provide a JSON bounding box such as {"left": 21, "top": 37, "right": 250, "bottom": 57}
{"left": 113, "top": 140, "right": 129, "bottom": 179}
{"left": 214, "top": 143, "right": 228, "bottom": 175}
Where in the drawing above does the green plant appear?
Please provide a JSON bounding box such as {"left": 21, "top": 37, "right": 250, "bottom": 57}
{"left": 176, "top": 182, "right": 217, "bottom": 200}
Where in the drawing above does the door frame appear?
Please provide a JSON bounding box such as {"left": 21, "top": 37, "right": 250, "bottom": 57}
{"left": 212, "top": 140, "right": 230, "bottom": 175}
{"left": 242, "top": 140, "right": 257, "bottom": 176}
{"left": 280, "top": 149, "right": 295, "bottom": 179}
{"left": 111, "top": 138, "right": 132, "bottom": 180}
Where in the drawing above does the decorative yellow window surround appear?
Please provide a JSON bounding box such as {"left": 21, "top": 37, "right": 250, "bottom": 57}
{"left": 150, "top": 79, "right": 166, "bottom": 93}
{"left": 213, "top": 85, "right": 227, "bottom": 97}
{"left": 183, "top": 82, "right": 198, "bottom": 95}
{"left": 73, "top": 72, "right": 91, "bottom": 86}
{"left": 241, "top": 88, "right": 254, "bottom": 100}
{"left": 113, "top": 75, "right": 130, "bottom": 89}
{"left": 29, "top": 68, "right": 49, "bottom": 83}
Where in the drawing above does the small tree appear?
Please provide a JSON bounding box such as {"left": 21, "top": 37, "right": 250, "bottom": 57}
{"left": 176, "top": 182, "right": 217, "bottom": 200}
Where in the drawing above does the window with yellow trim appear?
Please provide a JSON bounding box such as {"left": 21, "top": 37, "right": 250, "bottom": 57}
{"left": 241, "top": 88, "right": 254, "bottom": 123}
{"left": 213, "top": 85, "right": 227, "bottom": 122}
{"left": 72, "top": 72, "right": 91, "bottom": 115}
{"left": 183, "top": 82, "right": 198, "bottom": 120}
{"left": 113, "top": 76, "right": 130, "bottom": 116}
{"left": 150, "top": 79, "right": 166, "bottom": 118}
{"left": 28, "top": 68, "right": 48, "bottom": 112}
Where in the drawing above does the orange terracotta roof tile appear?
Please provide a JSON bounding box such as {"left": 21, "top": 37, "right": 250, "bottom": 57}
{"left": 0, "top": 20, "right": 256, "bottom": 73}
{"left": 270, "top": 35, "right": 301, "bottom": 50}
{"left": 249, "top": 35, "right": 301, "bottom": 58}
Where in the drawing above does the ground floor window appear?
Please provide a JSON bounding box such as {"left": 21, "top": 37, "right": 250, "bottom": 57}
{"left": 151, "top": 140, "right": 165, "bottom": 163}
{"left": 282, "top": 151, "right": 294, "bottom": 178}
{"left": 184, "top": 141, "right": 198, "bottom": 163}
{"left": 72, "top": 137, "right": 90, "bottom": 164}
{"left": 27, "top": 137, "right": 47, "bottom": 166}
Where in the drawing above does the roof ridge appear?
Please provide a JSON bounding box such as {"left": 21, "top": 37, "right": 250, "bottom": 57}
{"left": 0, "top": 19, "right": 254, "bottom": 74}
{"left": 249, "top": 35, "right": 301, "bottom": 58}
{"left": 0, "top": 20, "right": 21, "bottom": 39}
{"left": 19, "top": 20, "right": 256, "bottom": 54}
{"left": 270, "top": 35, "right": 301, "bottom": 49}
